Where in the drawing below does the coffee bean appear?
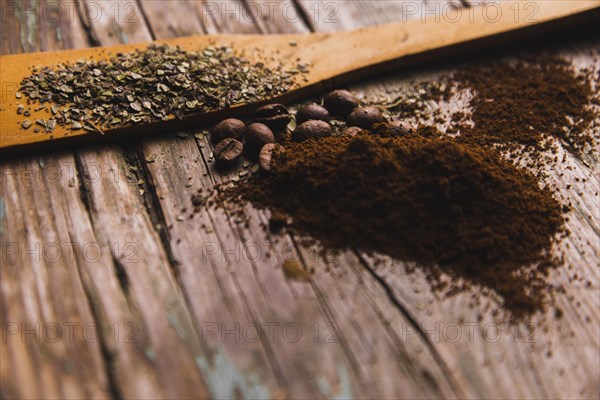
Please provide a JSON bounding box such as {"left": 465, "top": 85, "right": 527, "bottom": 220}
{"left": 323, "top": 90, "right": 358, "bottom": 116}
{"left": 214, "top": 138, "right": 243, "bottom": 164}
{"left": 259, "top": 143, "right": 285, "bottom": 171}
{"left": 211, "top": 118, "right": 246, "bottom": 143}
{"left": 347, "top": 106, "right": 386, "bottom": 129}
{"left": 296, "top": 103, "right": 330, "bottom": 124}
{"left": 254, "top": 103, "right": 292, "bottom": 131}
{"left": 246, "top": 122, "right": 275, "bottom": 154}
{"left": 372, "top": 120, "right": 413, "bottom": 137}
{"left": 342, "top": 126, "right": 369, "bottom": 136}
{"left": 291, "top": 120, "right": 332, "bottom": 142}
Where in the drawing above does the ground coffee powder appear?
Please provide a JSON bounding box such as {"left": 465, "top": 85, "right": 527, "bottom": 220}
{"left": 220, "top": 130, "right": 566, "bottom": 317}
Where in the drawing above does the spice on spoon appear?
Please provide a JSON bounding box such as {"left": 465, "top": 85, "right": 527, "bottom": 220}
{"left": 18, "top": 44, "right": 307, "bottom": 134}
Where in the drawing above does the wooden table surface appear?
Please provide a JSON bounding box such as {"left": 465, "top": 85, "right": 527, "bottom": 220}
{"left": 1, "top": 1, "right": 598, "bottom": 399}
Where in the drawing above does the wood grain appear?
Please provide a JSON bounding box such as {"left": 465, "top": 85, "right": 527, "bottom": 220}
{"left": 1, "top": 0, "right": 598, "bottom": 399}
{"left": 0, "top": 0, "right": 598, "bottom": 154}
{"left": 131, "top": 4, "right": 459, "bottom": 398}
{"left": 298, "top": 2, "right": 600, "bottom": 398}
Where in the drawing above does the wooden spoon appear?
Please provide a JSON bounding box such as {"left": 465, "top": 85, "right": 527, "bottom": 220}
{"left": 1, "top": 0, "right": 598, "bottom": 155}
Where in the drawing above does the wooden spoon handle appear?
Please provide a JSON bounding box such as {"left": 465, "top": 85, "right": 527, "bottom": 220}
{"left": 305, "top": 0, "right": 599, "bottom": 85}
{"left": 1, "top": 0, "right": 598, "bottom": 155}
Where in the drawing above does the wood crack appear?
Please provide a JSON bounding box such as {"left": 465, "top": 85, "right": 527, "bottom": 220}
{"left": 73, "top": 153, "right": 94, "bottom": 217}
{"left": 73, "top": 0, "right": 101, "bottom": 46}
{"left": 354, "top": 251, "right": 466, "bottom": 398}
{"left": 123, "top": 146, "right": 182, "bottom": 271}
{"left": 292, "top": 0, "right": 317, "bottom": 32}
{"left": 224, "top": 211, "right": 295, "bottom": 388}
{"left": 343, "top": 254, "right": 448, "bottom": 398}
{"left": 75, "top": 259, "right": 123, "bottom": 400}
{"left": 135, "top": 149, "right": 180, "bottom": 264}
{"left": 109, "top": 247, "right": 131, "bottom": 299}
{"left": 289, "top": 235, "right": 364, "bottom": 380}
{"left": 134, "top": 0, "right": 157, "bottom": 40}
{"left": 192, "top": 136, "right": 295, "bottom": 390}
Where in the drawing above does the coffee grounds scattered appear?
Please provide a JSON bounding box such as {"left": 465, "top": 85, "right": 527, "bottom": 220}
{"left": 383, "top": 55, "right": 598, "bottom": 166}
{"left": 454, "top": 56, "right": 596, "bottom": 157}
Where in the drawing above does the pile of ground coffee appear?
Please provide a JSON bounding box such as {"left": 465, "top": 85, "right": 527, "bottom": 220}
{"left": 221, "top": 130, "right": 566, "bottom": 317}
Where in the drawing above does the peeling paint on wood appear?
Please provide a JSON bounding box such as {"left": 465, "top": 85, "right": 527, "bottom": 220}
{"left": 317, "top": 362, "right": 353, "bottom": 400}
{"left": 0, "top": 197, "right": 6, "bottom": 236}
{"left": 20, "top": 0, "right": 39, "bottom": 52}
{"left": 196, "top": 348, "right": 271, "bottom": 400}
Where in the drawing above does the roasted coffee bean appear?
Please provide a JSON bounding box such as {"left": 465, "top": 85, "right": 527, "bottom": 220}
{"left": 291, "top": 120, "right": 332, "bottom": 142}
{"left": 254, "top": 104, "right": 292, "bottom": 131}
{"left": 259, "top": 143, "right": 285, "bottom": 171}
{"left": 347, "top": 106, "right": 386, "bottom": 129}
{"left": 214, "top": 138, "right": 243, "bottom": 164}
{"left": 342, "top": 126, "right": 369, "bottom": 136}
{"left": 372, "top": 120, "right": 413, "bottom": 137}
{"left": 246, "top": 123, "right": 275, "bottom": 153}
{"left": 323, "top": 90, "right": 358, "bottom": 116}
{"left": 211, "top": 118, "right": 246, "bottom": 143}
{"left": 296, "top": 103, "right": 330, "bottom": 124}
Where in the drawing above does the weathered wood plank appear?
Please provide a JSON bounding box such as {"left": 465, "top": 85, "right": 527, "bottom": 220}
{"left": 296, "top": 0, "right": 460, "bottom": 31}
{"left": 133, "top": 1, "right": 473, "bottom": 397}
{"left": 137, "top": 0, "right": 205, "bottom": 38}
{"left": 240, "top": 0, "right": 310, "bottom": 33}
{"left": 70, "top": 1, "right": 212, "bottom": 397}
{"left": 1, "top": 0, "right": 598, "bottom": 399}
{"left": 1, "top": 2, "right": 111, "bottom": 398}
{"left": 1, "top": 1, "right": 208, "bottom": 398}
{"left": 298, "top": 1, "right": 600, "bottom": 399}
{"left": 0, "top": 0, "right": 89, "bottom": 53}
{"left": 1, "top": 162, "right": 107, "bottom": 399}
{"left": 41, "top": 154, "right": 168, "bottom": 399}
{"left": 133, "top": 4, "right": 372, "bottom": 397}
{"left": 78, "top": 3, "right": 289, "bottom": 397}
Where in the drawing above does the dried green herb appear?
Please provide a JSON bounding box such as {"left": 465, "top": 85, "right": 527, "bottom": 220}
{"left": 19, "top": 44, "right": 306, "bottom": 133}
